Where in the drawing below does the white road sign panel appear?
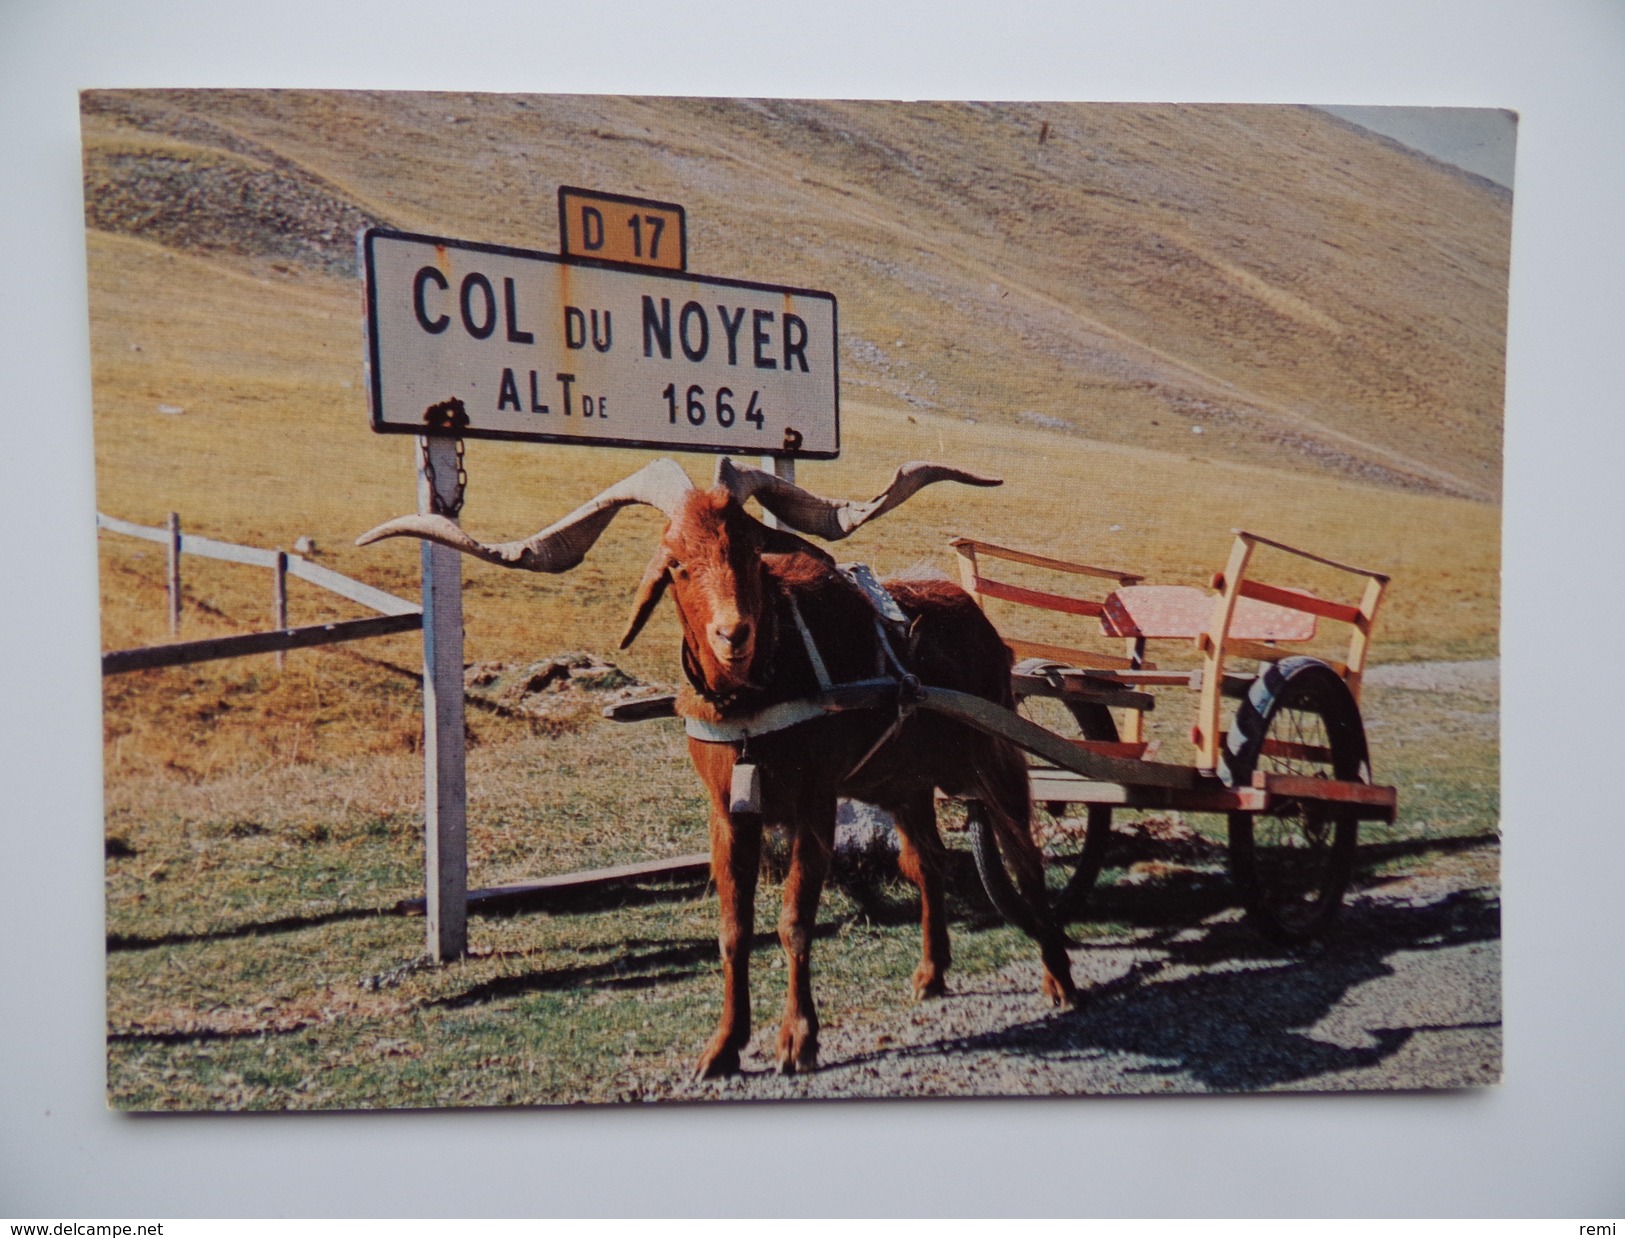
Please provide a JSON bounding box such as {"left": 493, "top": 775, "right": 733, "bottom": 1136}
{"left": 363, "top": 229, "right": 839, "bottom": 458}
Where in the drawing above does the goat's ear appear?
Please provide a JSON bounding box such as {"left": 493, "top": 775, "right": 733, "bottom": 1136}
{"left": 620, "top": 553, "right": 673, "bottom": 649}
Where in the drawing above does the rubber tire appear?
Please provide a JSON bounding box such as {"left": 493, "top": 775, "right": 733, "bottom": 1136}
{"left": 971, "top": 696, "right": 1117, "bottom": 929}
{"left": 1221, "top": 656, "right": 1366, "bottom": 945}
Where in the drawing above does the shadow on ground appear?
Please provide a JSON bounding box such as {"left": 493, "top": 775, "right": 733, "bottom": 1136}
{"left": 826, "top": 884, "right": 1500, "bottom": 1092}
{"left": 106, "top": 874, "right": 715, "bottom": 952}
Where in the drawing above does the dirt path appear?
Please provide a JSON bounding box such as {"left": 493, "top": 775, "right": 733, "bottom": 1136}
{"left": 660, "top": 838, "right": 1500, "bottom": 1101}
{"left": 1364, "top": 658, "right": 1498, "bottom": 696}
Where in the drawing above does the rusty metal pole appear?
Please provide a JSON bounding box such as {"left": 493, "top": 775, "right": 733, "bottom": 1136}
{"left": 166, "top": 512, "right": 181, "bottom": 636}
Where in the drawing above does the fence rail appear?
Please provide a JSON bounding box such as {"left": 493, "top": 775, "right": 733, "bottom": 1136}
{"left": 97, "top": 512, "right": 422, "bottom": 674}
{"left": 101, "top": 613, "right": 423, "bottom": 674}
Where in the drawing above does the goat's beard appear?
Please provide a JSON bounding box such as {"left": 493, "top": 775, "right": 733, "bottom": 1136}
{"left": 680, "top": 636, "right": 761, "bottom": 705}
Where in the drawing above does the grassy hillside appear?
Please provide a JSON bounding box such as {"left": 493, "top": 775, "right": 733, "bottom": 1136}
{"left": 83, "top": 91, "right": 1510, "bottom": 500}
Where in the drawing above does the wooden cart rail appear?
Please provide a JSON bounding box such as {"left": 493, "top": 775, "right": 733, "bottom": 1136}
{"left": 913, "top": 680, "right": 1393, "bottom": 822}
{"left": 1025, "top": 770, "right": 1395, "bottom": 821}
{"left": 1193, "top": 531, "right": 1389, "bottom": 770}
{"left": 951, "top": 537, "right": 1146, "bottom": 671}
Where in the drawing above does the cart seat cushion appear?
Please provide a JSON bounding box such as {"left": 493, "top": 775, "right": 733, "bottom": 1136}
{"left": 1102, "top": 585, "right": 1316, "bottom": 641}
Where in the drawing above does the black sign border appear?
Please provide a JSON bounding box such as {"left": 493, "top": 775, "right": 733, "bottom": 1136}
{"left": 556, "top": 185, "right": 689, "bottom": 271}
{"left": 362, "top": 227, "right": 840, "bottom": 460}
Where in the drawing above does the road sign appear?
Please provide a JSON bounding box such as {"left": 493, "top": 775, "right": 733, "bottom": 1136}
{"left": 363, "top": 228, "right": 839, "bottom": 458}
{"left": 558, "top": 187, "right": 686, "bottom": 271}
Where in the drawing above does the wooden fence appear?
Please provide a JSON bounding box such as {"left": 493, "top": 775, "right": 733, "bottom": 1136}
{"left": 96, "top": 512, "right": 422, "bottom": 674}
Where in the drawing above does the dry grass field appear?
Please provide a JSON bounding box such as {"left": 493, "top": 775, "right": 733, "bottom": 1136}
{"left": 86, "top": 92, "right": 1506, "bottom": 1108}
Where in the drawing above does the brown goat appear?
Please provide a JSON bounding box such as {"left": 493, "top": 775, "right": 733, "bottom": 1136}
{"left": 359, "top": 457, "right": 1076, "bottom": 1078}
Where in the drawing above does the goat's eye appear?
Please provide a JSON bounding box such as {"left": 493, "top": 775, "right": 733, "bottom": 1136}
{"left": 672, "top": 562, "right": 689, "bottom": 580}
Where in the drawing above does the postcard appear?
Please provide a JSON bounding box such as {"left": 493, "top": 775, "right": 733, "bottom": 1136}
{"left": 88, "top": 91, "right": 1507, "bottom": 1107}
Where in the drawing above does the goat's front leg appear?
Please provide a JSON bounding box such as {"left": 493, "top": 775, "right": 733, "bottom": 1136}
{"left": 776, "top": 790, "right": 836, "bottom": 1074}
{"left": 692, "top": 742, "right": 761, "bottom": 1080}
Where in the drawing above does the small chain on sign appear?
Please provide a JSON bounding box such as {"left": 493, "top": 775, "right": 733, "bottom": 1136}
{"left": 418, "top": 434, "right": 468, "bottom": 517}
{"left": 420, "top": 398, "right": 469, "bottom": 517}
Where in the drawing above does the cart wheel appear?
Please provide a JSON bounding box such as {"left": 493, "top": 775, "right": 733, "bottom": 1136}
{"left": 1220, "top": 656, "right": 1366, "bottom": 944}
{"left": 970, "top": 695, "right": 1117, "bottom": 928}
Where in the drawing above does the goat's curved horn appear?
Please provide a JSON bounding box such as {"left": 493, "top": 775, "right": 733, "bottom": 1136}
{"left": 714, "top": 457, "right": 1001, "bottom": 541}
{"left": 355, "top": 457, "right": 695, "bottom": 572}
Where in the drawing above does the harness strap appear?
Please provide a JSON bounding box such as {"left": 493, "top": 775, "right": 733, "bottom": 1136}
{"left": 788, "top": 593, "right": 832, "bottom": 691}
{"left": 840, "top": 562, "right": 909, "bottom": 627}
{"left": 684, "top": 697, "right": 832, "bottom": 743}
{"left": 874, "top": 617, "right": 909, "bottom": 678}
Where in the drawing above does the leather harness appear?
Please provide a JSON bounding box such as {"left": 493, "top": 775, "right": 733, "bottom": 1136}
{"left": 682, "top": 564, "right": 912, "bottom": 745}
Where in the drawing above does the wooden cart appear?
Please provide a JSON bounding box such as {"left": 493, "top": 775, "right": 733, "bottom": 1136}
{"left": 946, "top": 530, "right": 1394, "bottom": 944}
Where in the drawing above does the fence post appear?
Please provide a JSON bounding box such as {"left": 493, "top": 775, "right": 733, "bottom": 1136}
{"left": 166, "top": 512, "right": 182, "bottom": 635}
{"left": 758, "top": 455, "right": 795, "bottom": 529}
{"left": 419, "top": 437, "right": 468, "bottom": 963}
{"left": 273, "top": 550, "right": 288, "bottom": 670}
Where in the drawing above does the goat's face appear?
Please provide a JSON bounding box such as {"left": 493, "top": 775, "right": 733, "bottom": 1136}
{"left": 626, "top": 487, "right": 768, "bottom": 698}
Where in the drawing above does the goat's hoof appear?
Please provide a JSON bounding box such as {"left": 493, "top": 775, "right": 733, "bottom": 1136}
{"left": 695, "top": 1038, "right": 742, "bottom": 1080}
{"left": 775, "top": 1021, "right": 818, "bottom": 1074}
{"left": 1042, "top": 972, "right": 1080, "bottom": 1009}
{"left": 911, "top": 968, "right": 949, "bottom": 1001}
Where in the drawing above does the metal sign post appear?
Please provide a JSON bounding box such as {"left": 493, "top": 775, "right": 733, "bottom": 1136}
{"left": 418, "top": 435, "right": 468, "bottom": 962}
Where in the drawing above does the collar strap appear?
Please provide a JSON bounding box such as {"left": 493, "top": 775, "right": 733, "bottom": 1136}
{"left": 684, "top": 696, "right": 834, "bottom": 743}
{"left": 684, "top": 677, "right": 900, "bottom": 745}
